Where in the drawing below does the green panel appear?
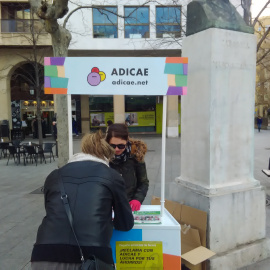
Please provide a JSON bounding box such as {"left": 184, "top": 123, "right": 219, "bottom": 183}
{"left": 156, "top": 103, "right": 163, "bottom": 134}
{"left": 164, "top": 63, "right": 183, "bottom": 75}
{"left": 50, "top": 77, "right": 69, "bottom": 88}
{"left": 44, "top": 66, "right": 58, "bottom": 77}
{"left": 175, "top": 75, "right": 187, "bottom": 86}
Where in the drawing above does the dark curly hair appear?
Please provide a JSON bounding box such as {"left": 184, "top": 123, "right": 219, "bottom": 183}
{"left": 105, "top": 123, "right": 129, "bottom": 143}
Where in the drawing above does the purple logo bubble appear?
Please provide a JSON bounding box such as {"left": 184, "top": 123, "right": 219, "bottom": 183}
{"left": 87, "top": 67, "right": 106, "bottom": 87}
{"left": 87, "top": 72, "right": 101, "bottom": 86}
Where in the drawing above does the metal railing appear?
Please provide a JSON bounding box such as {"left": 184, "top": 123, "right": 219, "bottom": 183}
{"left": 1, "top": 19, "right": 45, "bottom": 33}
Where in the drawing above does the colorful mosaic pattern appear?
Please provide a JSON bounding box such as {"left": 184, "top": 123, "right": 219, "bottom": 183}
{"left": 44, "top": 57, "right": 68, "bottom": 94}
{"left": 164, "top": 57, "right": 188, "bottom": 95}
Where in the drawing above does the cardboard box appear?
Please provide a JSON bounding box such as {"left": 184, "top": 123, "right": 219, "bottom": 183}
{"left": 151, "top": 196, "right": 215, "bottom": 270}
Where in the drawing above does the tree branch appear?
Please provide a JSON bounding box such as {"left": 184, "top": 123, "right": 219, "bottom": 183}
{"left": 252, "top": 0, "right": 270, "bottom": 27}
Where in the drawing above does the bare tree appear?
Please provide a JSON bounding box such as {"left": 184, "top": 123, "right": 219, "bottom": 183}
{"left": 0, "top": 4, "right": 51, "bottom": 146}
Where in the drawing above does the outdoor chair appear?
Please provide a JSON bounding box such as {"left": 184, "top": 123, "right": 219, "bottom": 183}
{"left": 12, "top": 140, "right": 26, "bottom": 163}
{"left": 37, "top": 146, "right": 46, "bottom": 164}
{"left": 23, "top": 145, "right": 39, "bottom": 166}
{"left": 12, "top": 139, "right": 21, "bottom": 149}
{"left": 43, "top": 142, "right": 56, "bottom": 163}
{"left": 0, "top": 142, "right": 9, "bottom": 159}
{"left": 6, "top": 145, "right": 19, "bottom": 165}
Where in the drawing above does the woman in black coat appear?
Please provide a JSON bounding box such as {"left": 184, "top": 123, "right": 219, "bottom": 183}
{"left": 106, "top": 123, "right": 149, "bottom": 211}
{"left": 31, "top": 130, "right": 134, "bottom": 270}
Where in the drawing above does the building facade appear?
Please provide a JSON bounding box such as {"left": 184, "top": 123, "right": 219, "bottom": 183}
{"left": 0, "top": 0, "right": 245, "bottom": 137}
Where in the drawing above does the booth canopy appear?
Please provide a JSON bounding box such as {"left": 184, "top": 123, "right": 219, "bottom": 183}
{"left": 44, "top": 57, "right": 188, "bottom": 96}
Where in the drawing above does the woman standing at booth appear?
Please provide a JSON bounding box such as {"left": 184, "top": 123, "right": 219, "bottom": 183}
{"left": 106, "top": 123, "right": 149, "bottom": 211}
{"left": 31, "top": 131, "right": 134, "bottom": 270}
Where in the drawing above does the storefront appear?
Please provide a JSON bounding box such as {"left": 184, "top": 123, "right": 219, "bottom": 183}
{"left": 89, "top": 96, "right": 156, "bottom": 132}
{"left": 18, "top": 100, "right": 55, "bottom": 135}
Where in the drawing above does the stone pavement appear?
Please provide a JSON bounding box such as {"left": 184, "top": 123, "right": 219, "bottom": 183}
{"left": 0, "top": 130, "right": 269, "bottom": 270}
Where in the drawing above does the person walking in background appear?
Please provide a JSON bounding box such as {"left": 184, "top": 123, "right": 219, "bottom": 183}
{"left": 72, "top": 117, "right": 79, "bottom": 136}
{"left": 31, "top": 117, "right": 37, "bottom": 139}
{"left": 106, "top": 123, "right": 149, "bottom": 211}
{"left": 31, "top": 130, "right": 134, "bottom": 270}
{"left": 52, "top": 117, "right": 57, "bottom": 140}
{"left": 257, "top": 116, "right": 262, "bottom": 132}
{"left": 41, "top": 118, "right": 46, "bottom": 138}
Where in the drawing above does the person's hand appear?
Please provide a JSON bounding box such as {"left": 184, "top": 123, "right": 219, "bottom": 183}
{"left": 129, "top": 200, "right": 141, "bottom": 211}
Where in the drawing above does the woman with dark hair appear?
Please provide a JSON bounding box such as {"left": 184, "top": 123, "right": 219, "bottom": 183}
{"left": 106, "top": 123, "right": 149, "bottom": 211}
{"left": 31, "top": 130, "right": 134, "bottom": 270}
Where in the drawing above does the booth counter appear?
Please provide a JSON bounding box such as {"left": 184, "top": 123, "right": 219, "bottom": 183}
{"left": 110, "top": 205, "right": 181, "bottom": 269}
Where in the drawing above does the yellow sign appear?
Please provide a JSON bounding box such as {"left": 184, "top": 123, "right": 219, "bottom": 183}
{"left": 125, "top": 112, "right": 155, "bottom": 127}
{"left": 116, "top": 241, "right": 163, "bottom": 269}
{"left": 90, "top": 112, "right": 114, "bottom": 127}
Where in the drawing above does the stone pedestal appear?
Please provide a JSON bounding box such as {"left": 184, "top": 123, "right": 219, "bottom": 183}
{"left": 172, "top": 28, "right": 270, "bottom": 269}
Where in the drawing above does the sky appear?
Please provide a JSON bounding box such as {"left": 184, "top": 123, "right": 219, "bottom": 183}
{"left": 251, "top": 0, "right": 270, "bottom": 17}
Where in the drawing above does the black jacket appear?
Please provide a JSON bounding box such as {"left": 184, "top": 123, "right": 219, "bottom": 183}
{"left": 31, "top": 159, "right": 134, "bottom": 264}
{"left": 110, "top": 157, "right": 149, "bottom": 203}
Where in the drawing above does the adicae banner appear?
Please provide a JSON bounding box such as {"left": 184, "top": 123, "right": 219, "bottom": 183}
{"left": 44, "top": 57, "right": 188, "bottom": 96}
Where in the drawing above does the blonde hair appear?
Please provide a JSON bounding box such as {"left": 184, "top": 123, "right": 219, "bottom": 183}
{"left": 81, "top": 130, "right": 114, "bottom": 161}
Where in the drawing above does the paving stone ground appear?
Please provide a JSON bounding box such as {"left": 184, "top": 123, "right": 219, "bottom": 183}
{"left": 0, "top": 130, "right": 269, "bottom": 270}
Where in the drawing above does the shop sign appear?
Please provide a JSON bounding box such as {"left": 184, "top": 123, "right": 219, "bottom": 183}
{"left": 116, "top": 241, "right": 163, "bottom": 269}
{"left": 90, "top": 112, "right": 114, "bottom": 127}
{"left": 44, "top": 57, "right": 188, "bottom": 96}
{"left": 125, "top": 112, "right": 155, "bottom": 126}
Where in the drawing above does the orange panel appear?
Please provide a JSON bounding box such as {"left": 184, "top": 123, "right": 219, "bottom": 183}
{"left": 166, "top": 57, "right": 188, "bottom": 64}
{"left": 44, "top": 88, "right": 52, "bottom": 94}
{"left": 54, "top": 88, "right": 67, "bottom": 94}
{"left": 163, "top": 253, "right": 181, "bottom": 270}
{"left": 51, "top": 88, "right": 68, "bottom": 94}
{"left": 45, "top": 87, "right": 67, "bottom": 94}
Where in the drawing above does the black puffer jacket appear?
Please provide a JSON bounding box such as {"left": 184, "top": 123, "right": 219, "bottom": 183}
{"left": 110, "top": 140, "right": 149, "bottom": 203}
{"left": 31, "top": 156, "right": 134, "bottom": 264}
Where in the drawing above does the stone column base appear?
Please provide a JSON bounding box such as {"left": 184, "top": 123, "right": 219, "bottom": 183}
{"left": 169, "top": 181, "right": 270, "bottom": 269}
{"left": 209, "top": 238, "right": 270, "bottom": 270}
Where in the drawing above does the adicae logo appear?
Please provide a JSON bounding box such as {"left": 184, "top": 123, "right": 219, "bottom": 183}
{"left": 87, "top": 67, "right": 106, "bottom": 86}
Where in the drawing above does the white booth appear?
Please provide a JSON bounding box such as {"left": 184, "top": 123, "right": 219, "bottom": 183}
{"left": 45, "top": 56, "right": 188, "bottom": 269}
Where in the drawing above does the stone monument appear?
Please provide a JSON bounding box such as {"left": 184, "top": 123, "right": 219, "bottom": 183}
{"left": 186, "top": 0, "right": 253, "bottom": 36}
{"left": 170, "top": 0, "right": 270, "bottom": 269}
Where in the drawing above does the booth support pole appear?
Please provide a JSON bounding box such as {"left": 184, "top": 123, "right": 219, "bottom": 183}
{"left": 161, "top": 95, "right": 167, "bottom": 217}
{"left": 67, "top": 94, "right": 73, "bottom": 159}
